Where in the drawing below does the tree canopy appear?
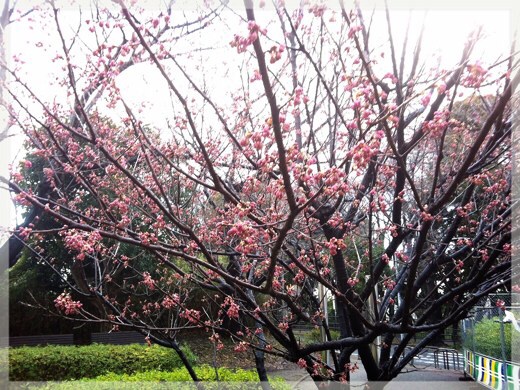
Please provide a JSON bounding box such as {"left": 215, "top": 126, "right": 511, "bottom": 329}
{"left": 1, "top": 0, "right": 518, "bottom": 385}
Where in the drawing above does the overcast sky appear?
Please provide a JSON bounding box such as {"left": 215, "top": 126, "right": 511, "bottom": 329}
{"left": 0, "top": 1, "right": 515, "bottom": 238}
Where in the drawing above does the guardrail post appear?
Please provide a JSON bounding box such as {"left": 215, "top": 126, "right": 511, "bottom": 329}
{"left": 499, "top": 309, "right": 507, "bottom": 389}
{"left": 471, "top": 317, "right": 476, "bottom": 378}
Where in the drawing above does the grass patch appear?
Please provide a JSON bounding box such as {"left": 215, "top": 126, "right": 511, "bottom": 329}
{"left": 20, "top": 366, "right": 289, "bottom": 389}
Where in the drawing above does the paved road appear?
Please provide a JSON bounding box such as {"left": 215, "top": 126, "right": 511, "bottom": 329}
{"left": 269, "top": 350, "right": 480, "bottom": 390}
{"left": 405, "top": 348, "right": 464, "bottom": 370}
{"left": 271, "top": 366, "right": 482, "bottom": 389}
{"left": 333, "top": 348, "right": 465, "bottom": 369}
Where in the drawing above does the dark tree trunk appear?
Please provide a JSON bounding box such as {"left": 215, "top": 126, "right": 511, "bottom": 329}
{"left": 251, "top": 316, "right": 270, "bottom": 387}
{"left": 245, "top": 267, "right": 270, "bottom": 388}
{"left": 171, "top": 341, "right": 200, "bottom": 383}
{"left": 254, "top": 349, "right": 270, "bottom": 390}
{"left": 322, "top": 225, "right": 381, "bottom": 381}
{"left": 72, "top": 323, "right": 92, "bottom": 345}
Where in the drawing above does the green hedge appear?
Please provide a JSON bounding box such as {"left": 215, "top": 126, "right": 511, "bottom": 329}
{"left": 302, "top": 327, "right": 340, "bottom": 345}
{"left": 22, "top": 366, "right": 290, "bottom": 390}
{"left": 9, "top": 343, "right": 197, "bottom": 381}
{"left": 464, "top": 318, "right": 520, "bottom": 362}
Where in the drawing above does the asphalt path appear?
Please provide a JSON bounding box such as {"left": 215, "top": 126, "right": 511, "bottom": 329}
{"left": 268, "top": 351, "right": 483, "bottom": 390}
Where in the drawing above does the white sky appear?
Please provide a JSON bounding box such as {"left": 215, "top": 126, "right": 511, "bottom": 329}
{"left": 0, "top": 1, "right": 515, "bottom": 238}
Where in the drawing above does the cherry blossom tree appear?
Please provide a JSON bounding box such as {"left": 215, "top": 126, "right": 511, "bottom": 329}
{"left": 2, "top": 0, "right": 518, "bottom": 386}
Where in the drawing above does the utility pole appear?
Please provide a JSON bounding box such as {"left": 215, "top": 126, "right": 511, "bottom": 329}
{"left": 366, "top": 275, "right": 380, "bottom": 362}
{"left": 319, "top": 283, "right": 331, "bottom": 366}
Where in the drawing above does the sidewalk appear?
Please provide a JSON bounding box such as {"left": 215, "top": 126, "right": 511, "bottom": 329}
{"left": 269, "top": 361, "right": 483, "bottom": 389}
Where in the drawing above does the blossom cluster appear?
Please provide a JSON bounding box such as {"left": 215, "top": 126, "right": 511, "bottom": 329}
{"left": 230, "top": 21, "right": 266, "bottom": 53}
{"left": 54, "top": 293, "right": 83, "bottom": 315}
{"left": 223, "top": 296, "right": 240, "bottom": 319}
{"left": 162, "top": 294, "right": 180, "bottom": 309}
{"left": 462, "top": 62, "right": 488, "bottom": 87}
{"left": 62, "top": 230, "right": 102, "bottom": 261}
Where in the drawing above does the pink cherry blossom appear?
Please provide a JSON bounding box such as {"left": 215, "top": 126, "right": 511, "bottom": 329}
{"left": 54, "top": 293, "right": 83, "bottom": 315}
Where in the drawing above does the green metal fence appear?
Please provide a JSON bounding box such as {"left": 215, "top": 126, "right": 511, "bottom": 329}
{"left": 462, "top": 295, "right": 520, "bottom": 389}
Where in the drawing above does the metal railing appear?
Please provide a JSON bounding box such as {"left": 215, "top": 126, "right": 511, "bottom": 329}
{"left": 433, "top": 348, "right": 461, "bottom": 370}
{"left": 6, "top": 331, "right": 146, "bottom": 347}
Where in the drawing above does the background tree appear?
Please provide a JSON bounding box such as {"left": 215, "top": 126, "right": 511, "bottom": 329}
{"left": 2, "top": 0, "right": 517, "bottom": 386}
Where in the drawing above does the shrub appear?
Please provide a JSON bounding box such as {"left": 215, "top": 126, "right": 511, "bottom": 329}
{"left": 302, "top": 327, "right": 340, "bottom": 345}
{"left": 93, "top": 365, "right": 287, "bottom": 383}
{"left": 9, "top": 343, "right": 197, "bottom": 381}
{"left": 463, "top": 318, "right": 520, "bottom": 362}
{"left": 24, "top": 366, "right": 290, "bottom": 390}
